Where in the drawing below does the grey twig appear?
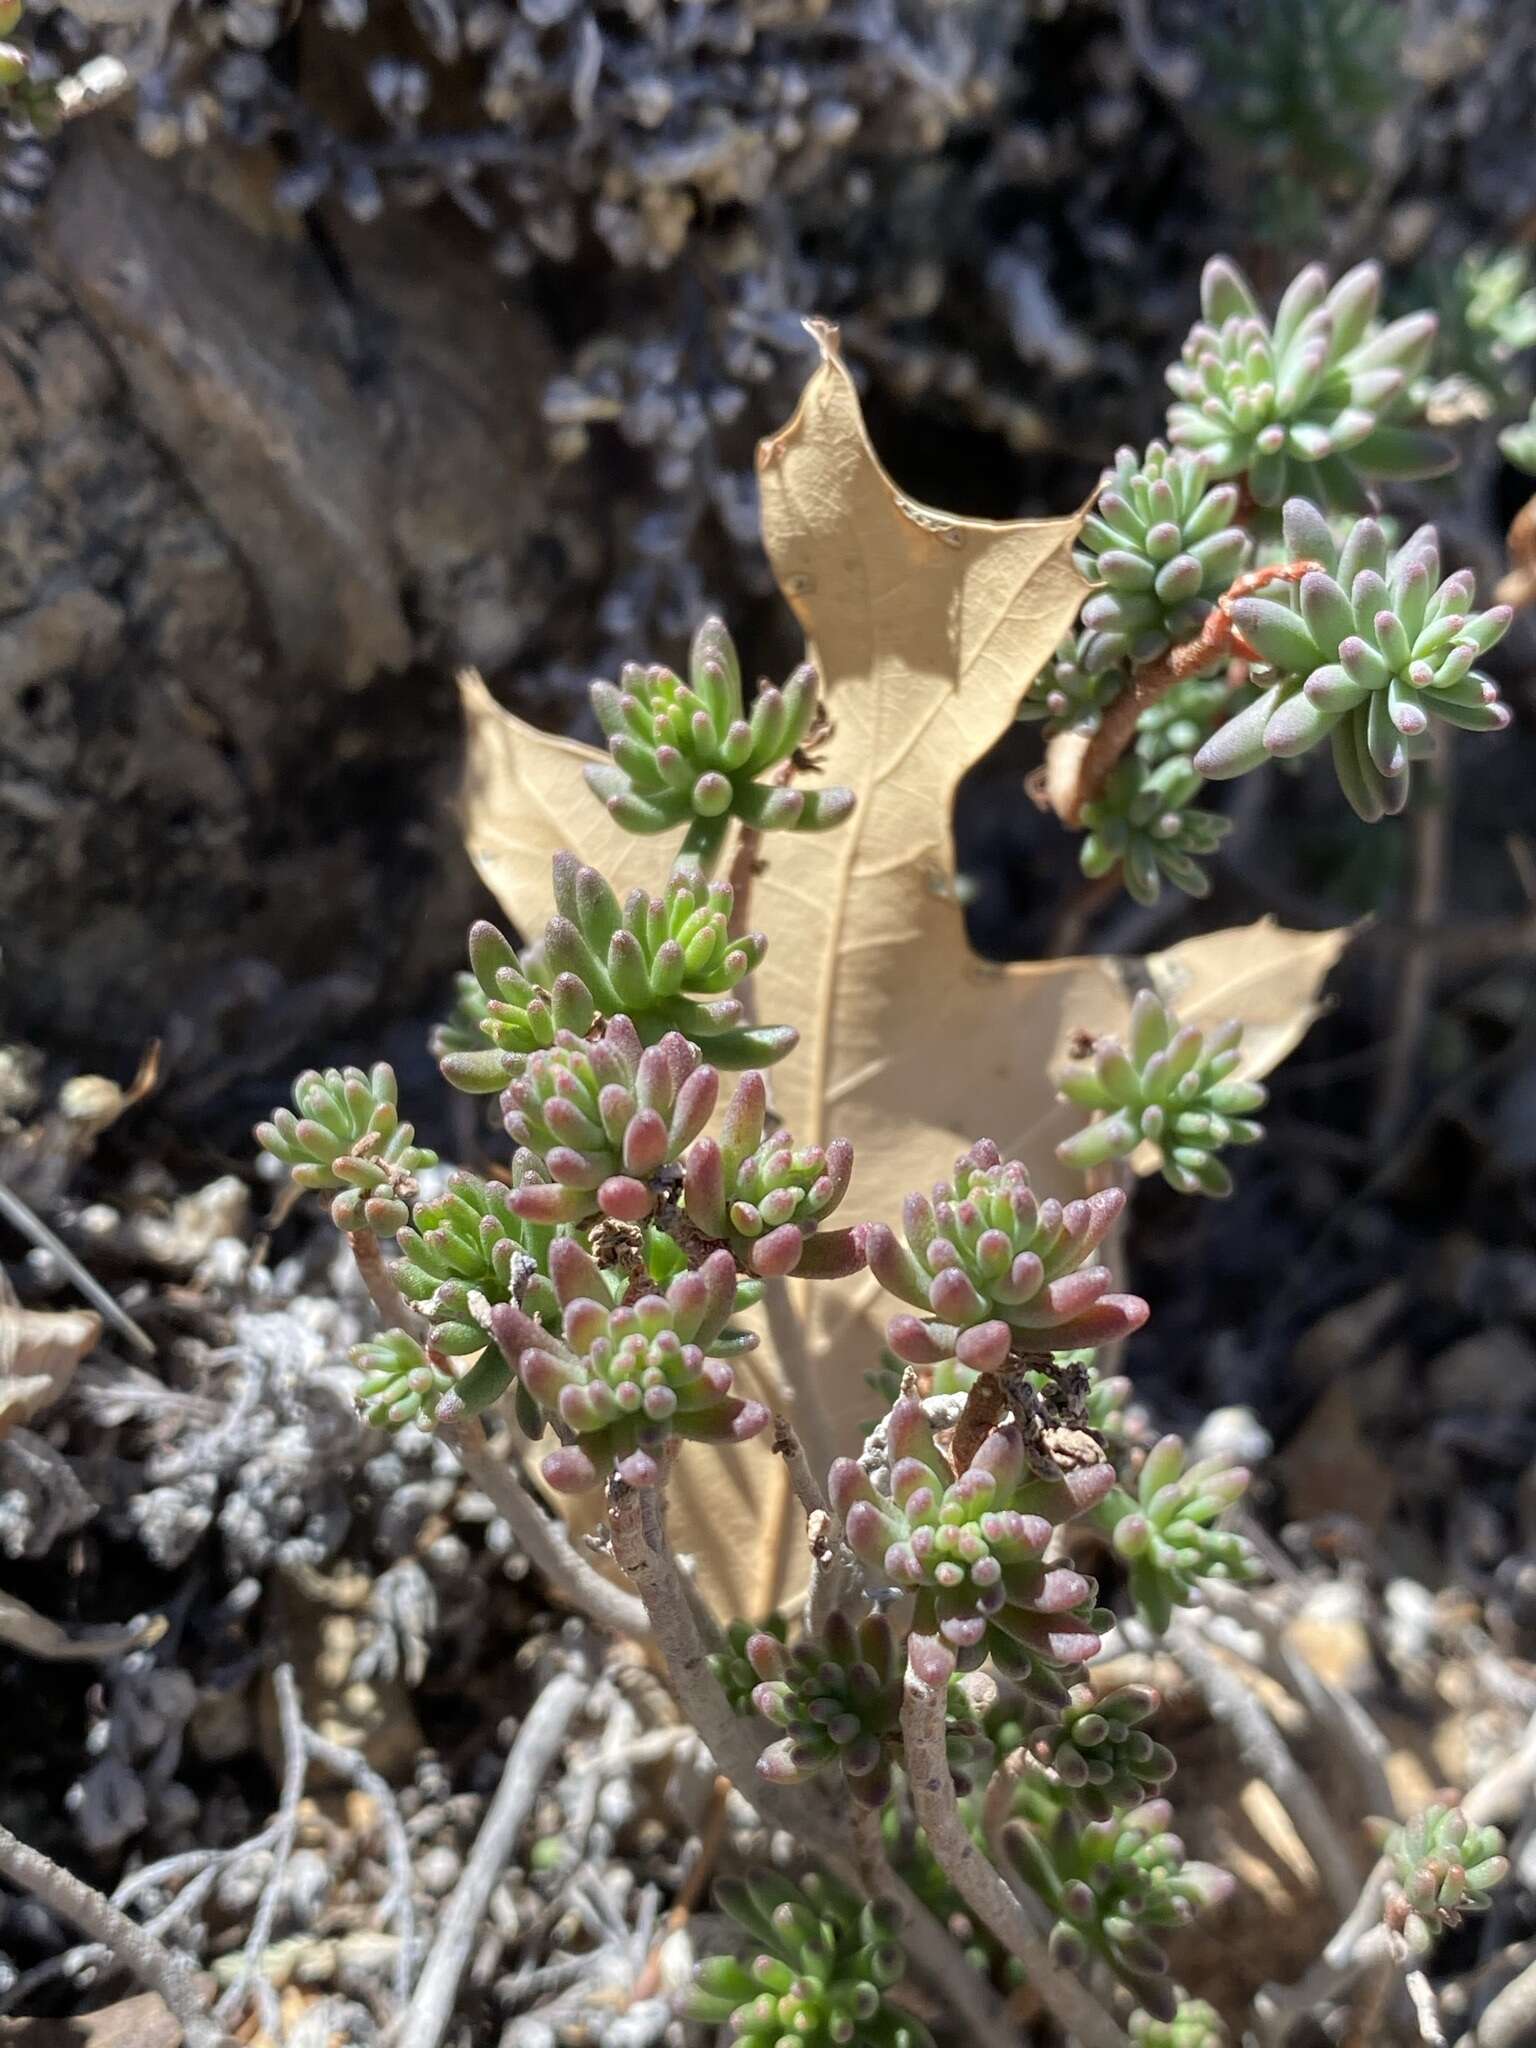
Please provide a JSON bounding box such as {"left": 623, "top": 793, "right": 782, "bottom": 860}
{"left": 0, "top": 1177, "right": 154, "bottom": 1355}
{"left": 394, "top": 1663, "right": 591, "bottom": 2048}
{"left": 771, "top": 1412, "right": 827, "bottom": 1521}
{"left": 0, "top": 1820, "right": 230, "bottom": 2047}
{"left": 215, "top": 1662, "right": 308, "bottom": 2033}
{"left": 346, "top": 1228, "right": 426, "bottom": 1336}
{"left": 442, "top": 1416, "right": 647, "bottom": 1637}
{"left": 303, "top": 1725, "right": 419, "bottom": 2008}
{"left": 1406, "top": 1967, "right": 1447, "bottom": 2046}
{"left": 1473, "top": 1956, "right": 1536, "bottom": 2048}
{"left": 899, "top": 1641, "right": 1126, "bottom": 2048}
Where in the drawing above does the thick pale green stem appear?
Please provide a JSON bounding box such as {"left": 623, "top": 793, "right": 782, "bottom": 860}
{"left": 675, "top": 811, "right": 732, "bottom": 879}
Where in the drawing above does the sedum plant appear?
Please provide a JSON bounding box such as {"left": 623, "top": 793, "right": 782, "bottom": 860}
{"left": 246, "top": 245, "right": 1514, "bottom": 2048}
{"left": 1056, "top": 991, "right": 1267, "bottom": 1197}
{"left": 1379, "top": 1802, "right": 1509, "bottom": 1957}
{"left": 1030, "top": 251, "right": 1511, "bottom": 907}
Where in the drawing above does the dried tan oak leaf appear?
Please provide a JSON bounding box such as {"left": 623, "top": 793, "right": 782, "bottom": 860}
{"left": 0, "top": 1290, "right": 100, "bottom": 1442}
{"left": 455, "top": 324, "right": 1350, "bottom": 1617}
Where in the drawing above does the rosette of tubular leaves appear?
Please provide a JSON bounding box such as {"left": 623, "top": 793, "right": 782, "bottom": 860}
{"left": 1056, "top": 991, "right": 1267, "bottom": 1198}
{"left": 585, "top": 616, "right": 854, "bottom": 869}
{"left": 690, "top": 1873, "right": 932, "bottom": 2048}
{"left": 256, "top": 1063, "right": 437, "bottom": 1235}
{"left": 1195, "top": 495, "right": 1512, "bottom": 821}
{"left": 1129, "top": 2001, "right": 1227, "bottom": 2047}
{"left": 1002, "top": 1771, "right": 1234, "bottom": 2021}
{"left": 489, "top": 1238, "right": 767, "bottom": 1492}
{"left": 994, "top": 1683, "right": 1177, "bottom": 1825}
{"left": 1094, "top": 1434, "right": 1262, "bottom": 1635}
{"left": 682, "top": 1069, "right": 861, "bottom": 1278}
{"left": 500, "top": 1016, "right": 717, "bottom": 1225}
{"left": 742, "top": 1606, "right": 993, "bottom": 1807}
{"left": 1078, "top": 755, "right": 1231, "bottom": 906}
{"left": 1166, "top": 256, "right": 1450, "bottom": 510}
{"left": 833, "top": 1399, "right": 1114, "bottom": 1697}
{"left": 1378, "top": 1802, "right": 1508, "bottom": 1957}
{"left": 1021, "top": 631, "right": 1124, "bottom": 737}
{"left": 1133, "top": 676, "right": 1239, "bottom": 769}
{"left": 865, "top": 1139, "right": 1148, "bottom": 1371}
{"left": 437, "top": 854, "right": 795, "bottom": 1093}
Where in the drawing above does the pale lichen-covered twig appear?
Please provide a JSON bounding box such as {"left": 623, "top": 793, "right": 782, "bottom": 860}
{"left": 346, "top": 1228, "right": 425, "bottom": 1336}
{"left": 442, "top": 1416, "right": 647, "bottom": 1637}
{"left": 0, "top": 1819, "right": 231, "bottom": 2048}
{"left": 215, "top": 1662, "right": 307, "bottom": 2034}
{"left": 397, "top": 1659, "right": 592, "bottom": 2048}
{"left": 900, "top": 1635, "right": 1127, "bottom": 2048}
{"left": 302, "top": 1724, "right": 418, "bottom": 2008}
{"left": 1473, "top": 1956, "right": 1536, "bottom": 2048}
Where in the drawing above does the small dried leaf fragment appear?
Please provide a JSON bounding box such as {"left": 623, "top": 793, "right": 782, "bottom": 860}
{"left": 0, "top": 1298, "right": 100, "bottom": 1440}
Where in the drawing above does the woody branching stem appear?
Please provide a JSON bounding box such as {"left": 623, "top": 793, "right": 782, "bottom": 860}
{"left": 900, "top": 1639, "right": 1128, "bottom": 2048}
{"left": 1045, "top": 559, "right": 1320, "bottom": 828}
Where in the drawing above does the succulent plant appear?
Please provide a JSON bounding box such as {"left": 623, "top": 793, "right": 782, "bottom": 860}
{"left": 1096, "top": 1435, "right": 1260, "bottom": 1635}
{"left": 747, "top": 1607, "right": 904, "bottom": 1806}
{"left": 255, "top": 1063, "right": 437, "bottom": 1235}
{"left": 866, "top": 1140, "right": 1147, "bottom": 1368}
{"left": 1078, "top": 755, "right": 1231, "bottom": 906}
{"left": 1004, "top": 1791, "right": 1233, "bottom": 2017}
{"left": 683, "top": 1071, "right": 862, "bottom": 1279}
{"left": 1134, "top": 675, "right": 1239, "bottom": 767}
{"left": 489, "top": 1240, "right": 766, "bottom": 1492}
{"left": 1166, "top": 257, "right": 1450, "bottom": 510}
{"left": 1056, "top": 990, "right": 1267, "bottom": 1198}
{"left": 1500, "top": 402, "right": 1536, "bottom": 475}
{"left": 1380, "top": 1802, "right": 1509, "bottom": 1957}
{"left": 832, "top": 1400, "right": 1113, "bottom": 1694}
{"left": 1076, "top": 444, "right": 1248, "bottom": 675}
{"left": 711, "top": 1614, "right": 787, "bottom": 1717}
{"left": 351, "top": 1330, "right": 457, "bottom": 1433}
{"left": 1019, "top": 631, "right": 1126, "bottom": 735}
{"left": 394, "top": 1168, "right": 559, "bottom": 1353}
{"left": 584, "top": 617, "right": 855, "bottom": 871}
{"left": 501, "top": 1016, "right": 717, "bottom": 1225}
{"left": 429, "top": 971, "right": 495, "bottom": 1065}
{"left": 690, "top": 1872, "right": 932, "bottom": 2048}
{"left": 1129, "top": 1995, "right": 1228, "bottom": 2046}
{"left": 1027, "top": 1684, "right": 1176, "bottom": 1823}
{"left": 1195, "top": 497, "right": 1513, "bottom": 821}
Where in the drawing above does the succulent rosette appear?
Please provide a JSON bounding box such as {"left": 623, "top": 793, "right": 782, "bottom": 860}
{"left": 1096, "top": 1434, "right": 1261, "bottom": 1634}
{"left": 683, "top": 1070, "right": 862, "bottom": 1278}
{"left": 832, "top": 1399, "right": 1114, "bottom": 1693}
{"left": 584, "top": 617, "right": 855, "bottom": 867}
{"left": 394, "top": 1166, "right": 559, "bottom": 1353}
{"left": 501, "top": 1016, "right": 717, "bottom": 1225}
{"left": 1076, "top": 442, "right": 1248, "bottom": 675}
{"left": 1166, "top": 256, "right": 1450, "bottom": 509}
{"left": 1025, "top": 1683, "right": 1177, "bottom": 1823}
{"left": 866, "top": 1140, "right": 1147, "bottom": 1371}
{"left": 1381, "top": 1802, "right": 1509, "bottom": 1956}
{"left": 351, "top": 1330, "right": 457, "bottom": 1433}
{"left": 1056, "top": 990, "right": 1267, "bottom": 1198}
{"left": 690, "top": 1872, "right": 932, "bottom": 2048}
{"left": 1077, "top": 754, "right": 1230, "bottom": 906}
{"left": 255, "top": 1062, "right": 436, "bottom": 1235}
{"left": 1195, "top": 496, "right": 1512, "bottom": 822}
{"left": 489, "top": 1239, "right": 766, "bottom": 1492}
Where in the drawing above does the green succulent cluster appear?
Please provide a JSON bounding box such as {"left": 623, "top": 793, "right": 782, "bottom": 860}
{"left": 1422, "top": 246, "right": 1536, "bottom": 422}
{"left": 394, "top": 1167, "right": 557, "bottom": 1353}
{"left": 1078, "top": 754, "right": 1230, "bottom": 907}
{"left": 1166, "top": 258, "right": 1448, "bottom": 510}
{"left": 711, "top": 1614, "right": 788, "bottom": 1716}
{"left": 1056, "top": 991, "right": 1267, "bottom": 1198}
{"left": 352, "top": 1330, "right": 457, "bottom": 1433}
{"left": 682, "top": 1070, "right": 860, "bottom": 1279}
{"left": 746, "top": 1608, "right": 992, "bottom": 1807}
{"left": 1500, "top": 403, "right": 1536, "bottom": 475}
{"left": 867, "top": 1139, "right": 1147, "bottom": 1367}
{"left": 1381, "top": 1802, "right": 1509, "bottom": 1957}
{"left": 255, "top": 1064, "right": 438, "bottom": 1235}
{"left": 490, "top": 1239, "right": 765, "bottom": 1492}
{"left": 1133, "top": 676, "right": 1237, "bottom": 768}
{"left": 1005, "top": 1788, "right": 1234, "bottom": 2019}
{"left": 500, "top": 1016, "right": 717, "bottom": 1225}
{"left": 1076, "top": 445, "right": 1247, "bottom": 676}
{"left": 1096, "top": 1435, "right": 1260, "bottom": 1635}
{"left": 585, "top": 617, "right": 854, "bottom": 872}
{"left": 1026, "top": 1684, "right": 1176, "bottom": 1823}
{"left": 1196, "top": 497, "right": 1513, "bottom": 820}
{"left": 438, "top": 860, "right": 795, "bottom": 1094}
{"left": 1019, "top": 631, "right": 1124, "bottom": 736}
{"left": 832, "top": 1400, "right": 1114, "bottom": 1694}
{"left": 690, "top": 1873, "right": 932, "bottom": 2048}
